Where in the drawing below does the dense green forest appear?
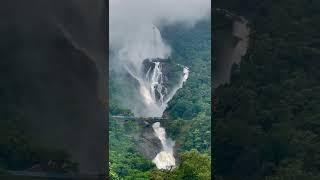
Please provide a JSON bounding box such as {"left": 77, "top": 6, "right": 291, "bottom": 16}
{"left": 109, "top": 20, "right": 211, "bottom": 179}
{"left": 214, "top": 0, "right": 320, "bottom": 179}
{"left": 109, "top": 115, "right": 154, "bottom": 179}
{"left": 162, "top": 20, "right": 211, "bottom": 155}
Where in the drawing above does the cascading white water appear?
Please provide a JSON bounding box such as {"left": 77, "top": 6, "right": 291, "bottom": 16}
{"left": 152, "top": 122, "right": 176, "bottom": 169}
{"left": 112, "top": 20, "right": 190, "bottom": 170}
{"left": 143, "top": 58, "right": 189, "bottom": 169}
{"left": 118, "top": 25, "right": 189, "bottom": 117}
{"left": 114, "top": 26, "right": 190, "bottom": 169}
{"left": 139, "top": 61, "right": 189, "bottom": 117}
{"left": 110, "top": 0, "right": 210, "bottom": 172}
{"left": 144, "top": 62, "right": 166, "bottom": 107}
{"left": 164, "top": 66, "right": 189, "bottom": 104}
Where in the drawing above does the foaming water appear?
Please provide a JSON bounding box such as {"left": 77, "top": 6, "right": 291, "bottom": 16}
{"left": 164, "top": 66, "right": 189, "bottom": 104}
{"left": 115, "top": 25, "right": 189, "bottom": 117}
{"left": 112, "top": 26, "right": 189, "bottom": 169}
{"left": 152, "top": 122, "right": 176, "bottom": 169}
{"left": 140, "top": 62, "right": 189, "bottom": 117}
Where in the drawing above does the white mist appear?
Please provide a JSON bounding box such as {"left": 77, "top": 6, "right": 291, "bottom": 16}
{"left": 110, "top": 0, "right": 209, "bottom": 170}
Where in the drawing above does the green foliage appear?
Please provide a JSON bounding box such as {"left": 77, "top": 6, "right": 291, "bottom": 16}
{"left": 109, "top": 162, "right": 120, "bottom": 180}
{"left": 109, "top": 115, "right": 155, "bottom": 179}
{"left": 182, "top": 113, "right": 211, "bottom": 154}
{"left": 214, "top": 0, "right": 320, "bottom": 179}
{"left": 163, "top": 20, "right": 212, "bottom": 155}
{"left": 109, "top": 101, "right": 134, "bottom": 116}
{"left": 150, "top": 149, "right": 211, "bottom": 180}
{"left": 109, "top": 20, "right": 211, "bottom": 178}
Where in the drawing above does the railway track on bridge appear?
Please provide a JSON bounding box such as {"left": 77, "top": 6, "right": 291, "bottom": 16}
{"left": 111, "top": 115, "right": 167, "bottom": 125}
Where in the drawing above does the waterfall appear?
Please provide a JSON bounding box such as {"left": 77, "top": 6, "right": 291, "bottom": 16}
{"left": 115, "top": 25, "right": 190, "bottom": 169}
{"left": 138, "top": 61, "right": 189, "bottom": 117}
{"left": 152, "top": 122, "right": 176, "bottom": 169}
{"left": 144, "top": 61, "right": 189, "bottom": 170}
{"left": 110, "top": 0, "right": 211, "bottom": 173}
{"left": 164, "top": 66, "right": 189, "bottom": 104}
{"left": 117, "top": 25, "right": 189, "bottom": 117}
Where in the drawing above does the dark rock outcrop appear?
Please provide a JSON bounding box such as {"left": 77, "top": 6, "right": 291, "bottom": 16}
{"left": 142, "top": 58, "right": 184, "bottom": 101}
{"left": 134, "top": 126, "right": 162, "bottom": 160}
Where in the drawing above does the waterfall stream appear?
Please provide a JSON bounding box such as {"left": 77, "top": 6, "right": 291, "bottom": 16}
{"left": 148, "top": 65, "right": 189, "bottom": 169}
{"left": 139, "top": 60, "right": 189, "bottom": 117}
{"left": 140, "top": 58, "right": 189, "bottom": 169}
{"left": 152, "top": 122, "right": 176, "bottom": 169}
{"left": 110, "top": 0, "right": 211, "bottom": 172}
{"left": 116, "top": 25, "right": 190, "bottom": 169}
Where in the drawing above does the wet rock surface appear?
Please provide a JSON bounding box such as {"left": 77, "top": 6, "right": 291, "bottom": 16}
{"left": 134, "top": 125, "right": 162, "bottom": 160}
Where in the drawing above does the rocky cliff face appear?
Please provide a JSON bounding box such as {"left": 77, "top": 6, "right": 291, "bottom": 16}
{"left": 1, "top": 0, "right": 107, "bottom": 174}
{"left": 134, "top": 125, "right": 162, "bottom": 160}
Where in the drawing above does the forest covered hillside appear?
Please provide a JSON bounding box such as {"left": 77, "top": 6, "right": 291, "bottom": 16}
{"left": 109, "top": 20, "right": 211, "bottom": 179}
{"left": 214, "top": 0, "right": 320, "bottom": 179}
